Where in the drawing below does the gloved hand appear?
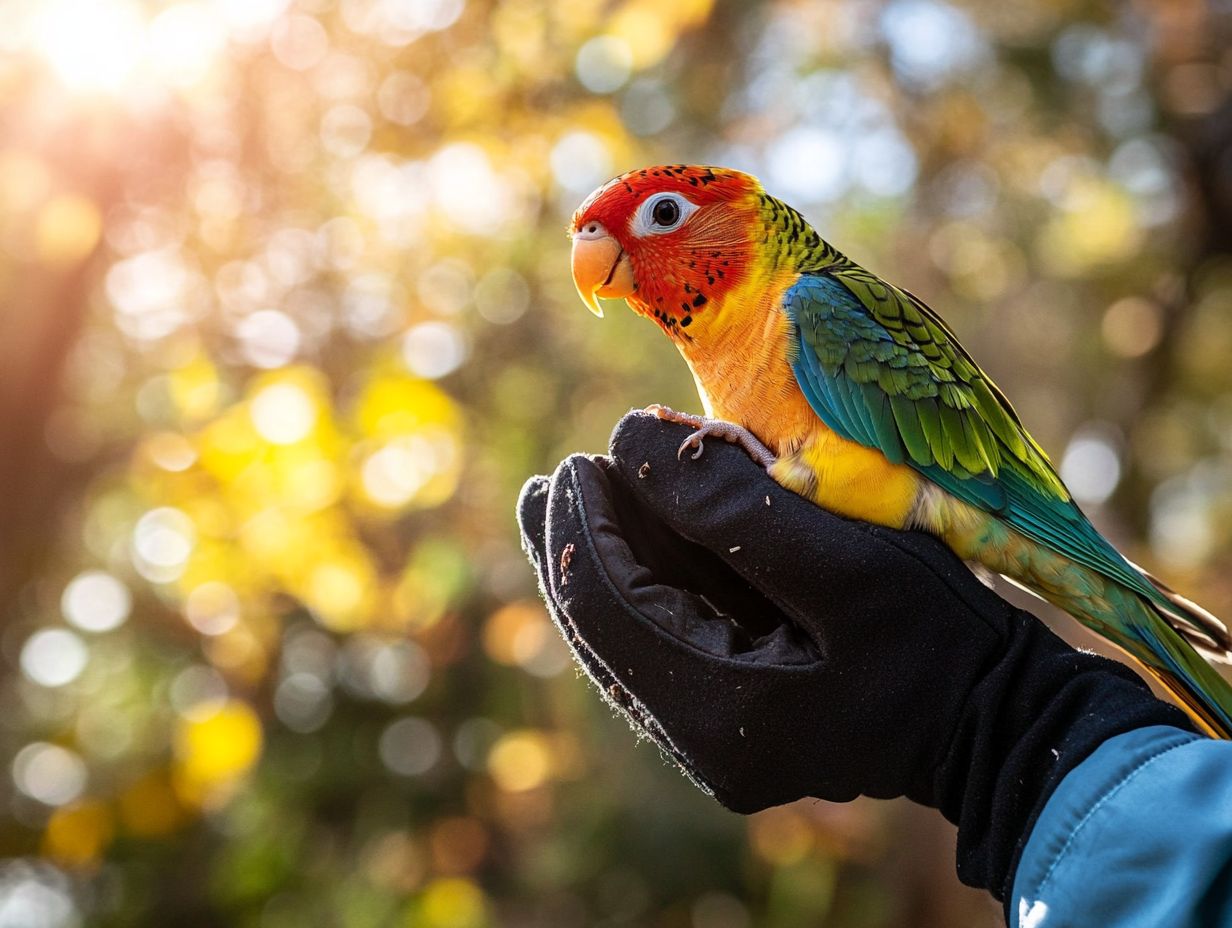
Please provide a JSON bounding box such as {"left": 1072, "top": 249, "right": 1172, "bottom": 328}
{"left": 517, "top": 411, "right": 1191, "bottom": 901}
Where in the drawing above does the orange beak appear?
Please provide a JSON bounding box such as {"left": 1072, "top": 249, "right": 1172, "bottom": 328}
{"left": 570, "top": 225, "right": 635, "bottom": 318}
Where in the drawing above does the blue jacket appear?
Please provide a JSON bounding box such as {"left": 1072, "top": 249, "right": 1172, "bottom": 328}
{"left": 1012, "top": 725, "right": 1232, "bottom": 927}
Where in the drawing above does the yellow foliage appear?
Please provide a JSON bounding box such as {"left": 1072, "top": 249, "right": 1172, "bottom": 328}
{"left": 301, "top": 549, "right": 378, "bottom": 632}
{"left": 197, "top": 405, "right": 262, "bottom": 480}
{"left": 390, "top": 541, "right": 468, "bottom": 632}
{"left": 173, "top": 700, "right": 263, "bottom": 805}
{"left": 354, "top": 372, "right": 461, "bottom": 439}
{"left": 482, "top": 601, "right": 550, "bottom": 667}
{"left": 169, "top": 352, "right": 223, "bottom": 422}
{"left": 118, "top": 771, "right": 187, "bottom": 838}
{"left": 202, "top": 624, "right": 269, "bottom": 683}
{"left": 415, "top": 877, "right": 489, "bottom": 928}
{"left": 1038, "top": 178, "right": 1141, "bottom": 276}
{"left": 491, "top": 1, "right": 550, "bottom": 75}
{"left": 487, "top": 730, "right": 553, "bottom": 792}
{"left": 43, "top": 800, "right": 113, "bottom": 867}
{"left": 436, "top": 64, "right": 502, "bottom": 128}
{"left": 352, "top": 372, "right": 463, "bottom": 514}
{"left": 609, "top": 0, "right": 715, "bottom": 68}
{"left": 562, "top": 102, "right": 636, "bottom": 165}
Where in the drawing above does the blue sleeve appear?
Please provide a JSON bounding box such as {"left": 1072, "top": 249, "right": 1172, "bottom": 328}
{"left": 1012, "top": 725, "right": 1232, "bottom": 928}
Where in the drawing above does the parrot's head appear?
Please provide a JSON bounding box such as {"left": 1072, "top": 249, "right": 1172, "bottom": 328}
{"left": 569, "top": 165, "right": 766, "bottom": 336}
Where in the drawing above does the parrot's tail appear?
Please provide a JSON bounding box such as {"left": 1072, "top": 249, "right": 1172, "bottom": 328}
{"left": 1035, "top": 567, "right": 1232, "bottom": 740}
{"left": 1135, "top": 564, "right": 1232, "bottom": 664}
{"left": 1053, "top": 580, "right": 1232, "bottom": 740}
{"left": 1133, "top": 575, "right": 1232, "bottom": 739}
{"left": 943, "top": 506, "right": 1232, "bottom": 739}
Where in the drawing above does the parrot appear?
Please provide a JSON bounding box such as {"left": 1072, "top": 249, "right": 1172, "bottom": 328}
{"left": 568, "top": 163, "right": 1232, "bottom": 738}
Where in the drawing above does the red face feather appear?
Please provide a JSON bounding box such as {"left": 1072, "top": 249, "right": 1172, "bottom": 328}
{"left": 570, "top": 165, "right": 764, "bottom": 334}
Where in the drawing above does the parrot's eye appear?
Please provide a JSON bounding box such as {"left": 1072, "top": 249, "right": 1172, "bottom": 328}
{"left": 632, "top": 192, "right": 697, "bottom": 237}
{"left": 652, "top": 198, "right": 679, "bottom": 227}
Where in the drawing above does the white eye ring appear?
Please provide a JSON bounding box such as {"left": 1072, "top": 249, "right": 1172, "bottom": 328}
{"left": 631, "top": 193, "right": 698, "bottom": 237}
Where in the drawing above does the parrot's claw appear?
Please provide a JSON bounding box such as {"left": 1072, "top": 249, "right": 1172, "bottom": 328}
{"left": 679, "top": 435, "right": 706, "bottom": 461}
{"left": 645, "top": 405, "right": 777, "bottom": 470}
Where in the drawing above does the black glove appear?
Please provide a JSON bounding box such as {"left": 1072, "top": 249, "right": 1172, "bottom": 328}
{"left": 517, "top": 411, "right": 1191, "bottom": 902}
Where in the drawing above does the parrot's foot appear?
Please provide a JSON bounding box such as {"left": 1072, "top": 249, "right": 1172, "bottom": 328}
{"left": 645, "top": 405, "right": 777, "bottom": 469}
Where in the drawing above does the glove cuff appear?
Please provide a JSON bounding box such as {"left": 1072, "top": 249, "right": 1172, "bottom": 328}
{"left": 916, "top": 609, "right": 1194, "bottom": 902}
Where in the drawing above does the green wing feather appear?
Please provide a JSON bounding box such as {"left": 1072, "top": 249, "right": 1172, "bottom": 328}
{"left": 826, "top": 265, "right": 1044, "bottom": 481}
{"left": 786, "top": 270, "right": 1153, "bottom": 591}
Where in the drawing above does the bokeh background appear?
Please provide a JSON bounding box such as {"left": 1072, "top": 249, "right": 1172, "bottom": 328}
{"left": 2, "top": 0, "right": 1232, "bottom": 925}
